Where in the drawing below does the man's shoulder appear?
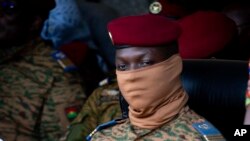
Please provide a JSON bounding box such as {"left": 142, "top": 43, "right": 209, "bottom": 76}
{"left": 89, "top": 78, "right": 119, "bottom": 101}
{"left": 192, "top": 121, "right": 225, "bottom": 141}
{"left": 161, "top": 107, "right": 225, "bottom": 141}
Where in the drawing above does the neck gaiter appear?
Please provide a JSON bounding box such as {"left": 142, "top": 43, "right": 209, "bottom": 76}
{"left": 116, "top": 54, "right": 188, "bottom": 129}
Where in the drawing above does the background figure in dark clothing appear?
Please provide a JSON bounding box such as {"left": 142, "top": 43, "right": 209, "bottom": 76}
{"left": 0, "top": 0, "right": 87, "bottom": 140}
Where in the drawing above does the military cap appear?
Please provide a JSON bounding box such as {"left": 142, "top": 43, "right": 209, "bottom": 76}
{"left": 107, "top": 14, "right": 181, "bottom": 47}
{"left": 178, "top": 11, "right": 237, "bottom": 59}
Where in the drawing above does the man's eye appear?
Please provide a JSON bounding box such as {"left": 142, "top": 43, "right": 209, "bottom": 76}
{"left": 117, "top": 64, "right": 127, "bottom": 71}
{"left": 139, "top": 61, "right": 152, "bottom": 67}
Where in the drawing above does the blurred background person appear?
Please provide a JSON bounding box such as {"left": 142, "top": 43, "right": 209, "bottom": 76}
{"left": 244, "top": 60, "right": 250, "bottom": 125}
{"left": 0, "top": 0, "right": 87, "bottom": 140}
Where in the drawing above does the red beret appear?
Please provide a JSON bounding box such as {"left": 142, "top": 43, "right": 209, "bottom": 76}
{"left": 107, "top": 14, "right": 181, "bottom": 47}
{"left": 60, "top": 41, "right": 88, "bottom": 66}
{"left": 178, "top": 11, "right": 237, "bottom": 59}
{"left": 149, "top": 0, "right": 189, "bottom": 18}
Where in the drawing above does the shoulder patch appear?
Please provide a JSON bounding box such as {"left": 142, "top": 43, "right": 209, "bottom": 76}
{"left": 192, "top": 121, "right": 226, "bottom": 141}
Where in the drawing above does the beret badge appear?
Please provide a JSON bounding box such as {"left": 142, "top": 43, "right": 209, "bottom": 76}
{"left": 149, "top": 1, "right": 162, "bottom": 14}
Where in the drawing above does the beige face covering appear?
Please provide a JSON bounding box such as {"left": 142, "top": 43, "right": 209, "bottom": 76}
{"left": 116, "top": 54, "right": 188, "bottom": 129}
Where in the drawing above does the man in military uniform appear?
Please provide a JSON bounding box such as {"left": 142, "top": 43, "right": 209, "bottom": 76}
{"left": 0, "top": 0, "right": 87, "bottom": 140}
{"left": 86, "top": 14, "right": 225, "bottom": 141}
{"left": 61, "top": 74, "right": 122, "bottom": 141}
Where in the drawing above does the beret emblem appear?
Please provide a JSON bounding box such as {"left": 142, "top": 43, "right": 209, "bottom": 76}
{"left": 149, "top": 2, "right": 162, "bottom": 14}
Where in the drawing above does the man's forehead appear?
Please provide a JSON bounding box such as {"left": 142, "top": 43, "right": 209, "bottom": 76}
{"left": 116, "top": 46, "right": 162, "bottom": 52}
{"left": 116, "top": 46, "right": 164, "bottom": 57}
{"left": 116, "top": 47, "right": 154, "bottom": 61}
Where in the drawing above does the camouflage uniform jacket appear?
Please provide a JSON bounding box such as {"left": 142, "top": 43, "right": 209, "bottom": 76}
{"left": 0, "top": 39, "right": 87, "bottom": 141}
{"left": 91, "top": 106, "right": 224, "bottom": 141}
{"left": 62, "top": 82, "right": 121, "bottom": 141}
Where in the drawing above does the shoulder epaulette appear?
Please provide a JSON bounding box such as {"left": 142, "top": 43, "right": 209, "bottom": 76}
{"left": 51, "top": 50, "right": 77, "bottom": 72}
{"left": 99, "top": 77, "right": 117, "bottom": 86}
{"left": 192, "top": 121, "right": 226, "bottom": 141}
